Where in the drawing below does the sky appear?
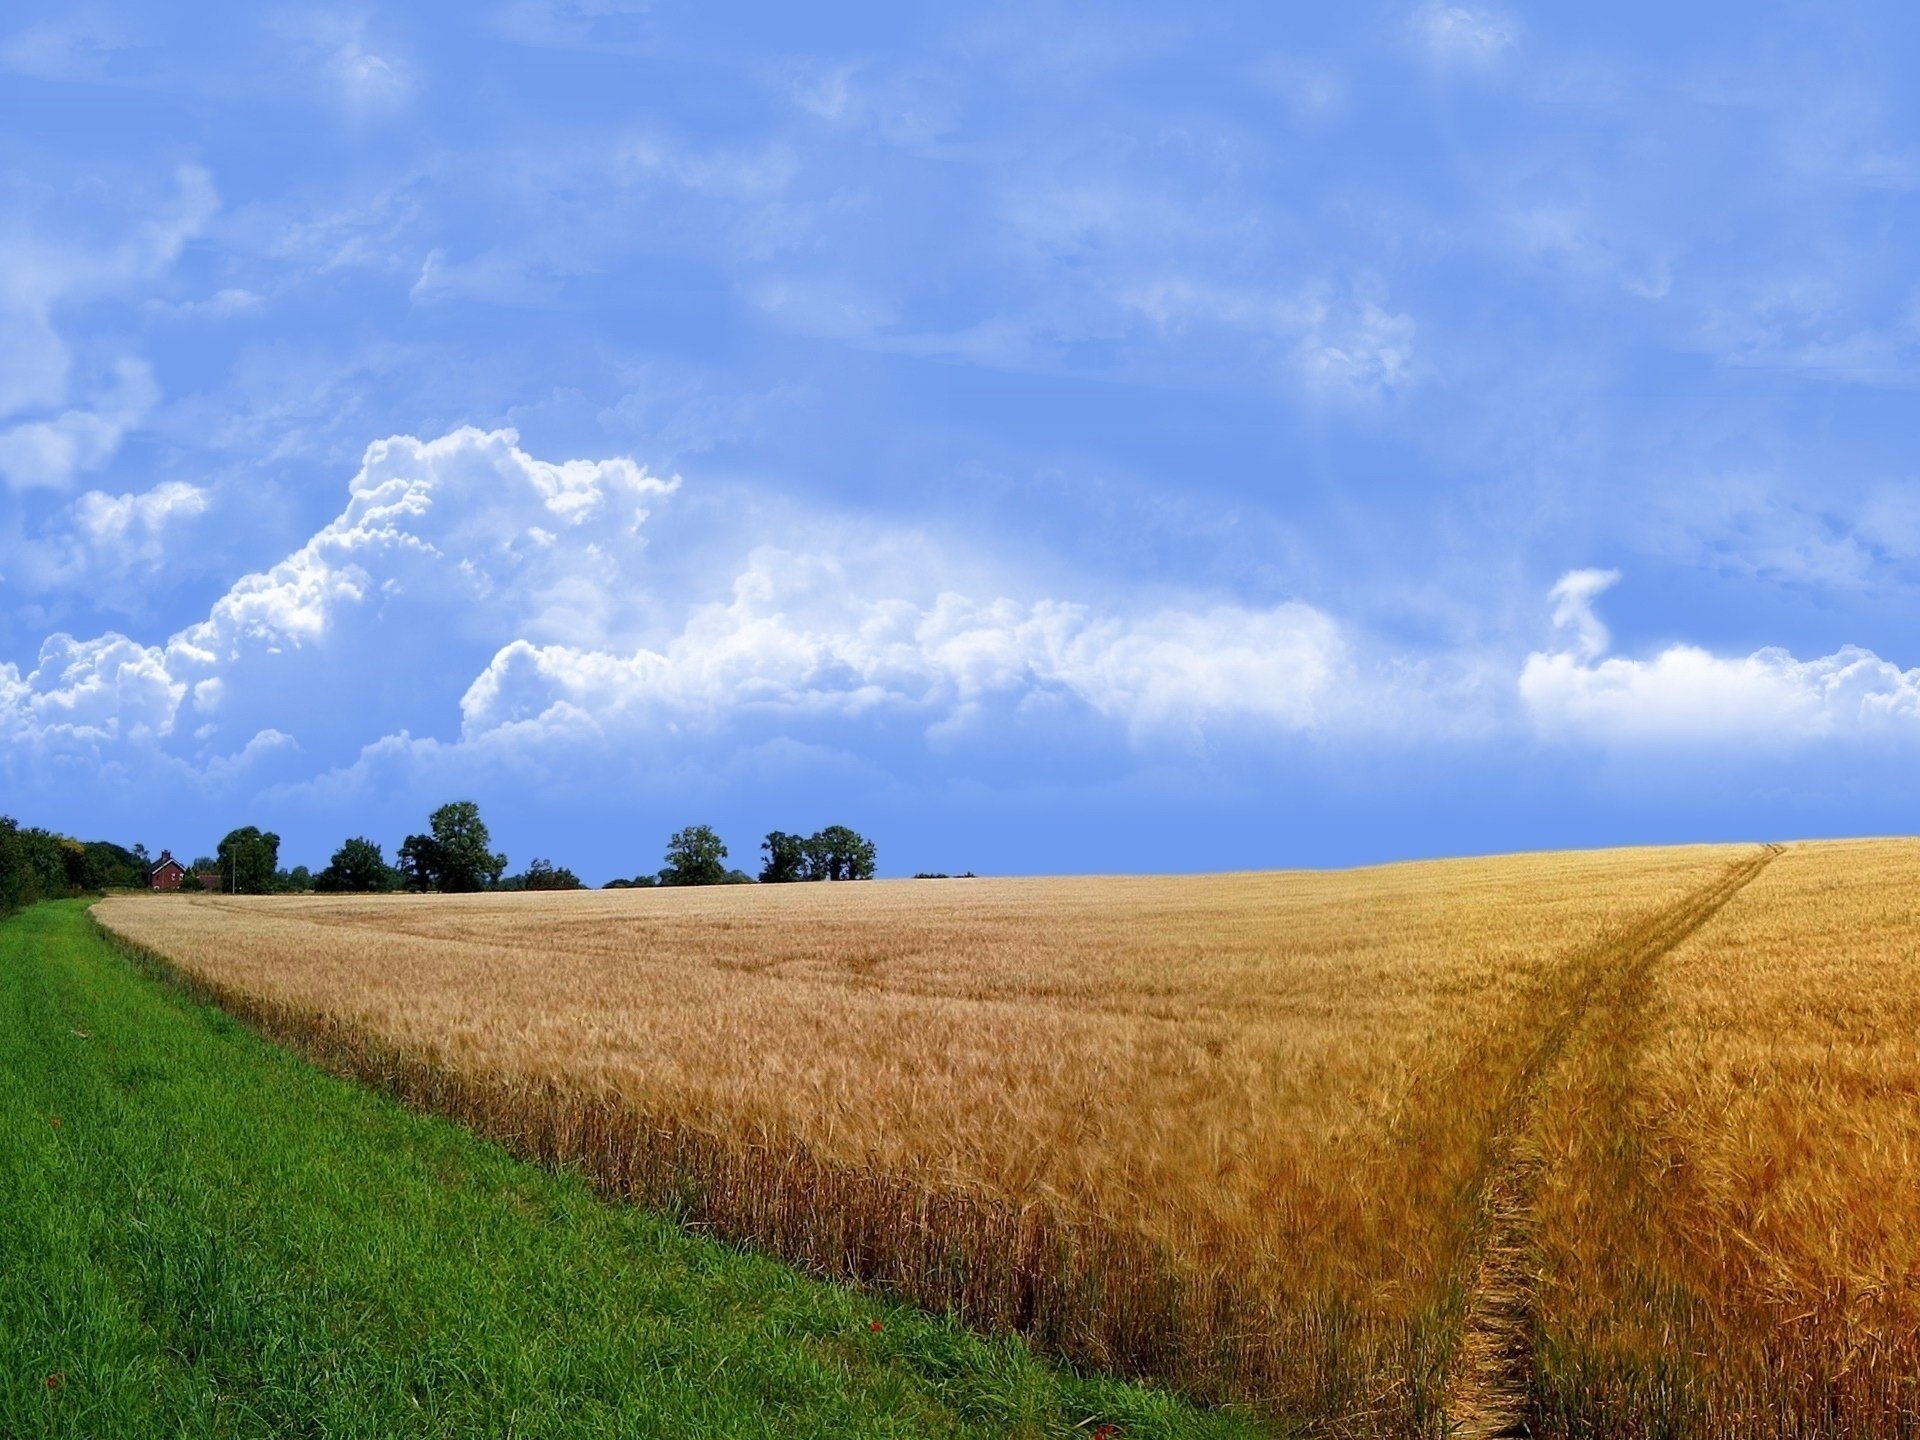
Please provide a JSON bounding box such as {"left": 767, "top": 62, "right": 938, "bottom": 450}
{"left": 5, "top": 1, "right": 1920, "bottom": 882}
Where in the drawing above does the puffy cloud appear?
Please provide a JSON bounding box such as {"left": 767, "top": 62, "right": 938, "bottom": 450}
{"left": 1, "top": 427, "right": 678, "bottom": 767}
{"left": 456, "top": 549, "right": 1346, "bottom": 748}
{"left": 1521, "top": 570, "right": 1920, "bottom": 745}
{"left": 12, "top": 479, "right": 212, "bottom": 600}
{"left": 71, "top": 480, "right": 211, "bottom": 556}
{"left": 0, "top": 632, "right": 181, "bottom": 746}
{"left": 0, "top": 430, "right": 1350, "bottom": 791}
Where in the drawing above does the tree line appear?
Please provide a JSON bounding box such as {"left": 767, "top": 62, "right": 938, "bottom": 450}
{"left": 0, "top": 803, "right": 885, "bottom": 904}
{"left": 0, "top": 816, "right": 146, "bottom": 914}
{"left": 267, "top": 805, "right": 876, "bottom": 894}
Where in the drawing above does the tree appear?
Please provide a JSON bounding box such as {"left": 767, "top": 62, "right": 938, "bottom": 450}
{"left": 759, "top": 830, "right": 807, "bottom": 883}
{"left": 519, "top": 858, "right": 585, "bottom": 891}
{"left": 428, "top": 801, "right": 506, "bottom": 893}
{"left": 660, "top": 825, "right": 729, "bottom": 886}
{"left": 216, "top": 826, "right": 281, "bottom": 895}
{"left": 397, "top": 833, "right": 441, "bottom": 893}
{"left": 316, "top": 837, "right": 391, "bottom": 893}
{"left": 79, "top": 840, "right": 141, "bottom": 889}
{"left": 0, "top": 818, "right": 136, "bottom": 911}
{"left": 398, "top": 803, "right": 506, "bottom": 893}
{"left": 763, "top": 825, "right": 879, "bottom": 882}
{"left": 811, "top": 824, "right": 877, "bottom": 881}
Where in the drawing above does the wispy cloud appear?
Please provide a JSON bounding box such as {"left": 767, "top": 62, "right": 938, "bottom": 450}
{"left": 1410, "top": 2, "right": 1519, "bottom": 67}
{"left": 0, "top": 358, "right": 158, "bottom": 491}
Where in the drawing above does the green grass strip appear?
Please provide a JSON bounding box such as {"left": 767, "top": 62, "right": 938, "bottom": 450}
{"left": 0, "top": 901, "right": 1270, "bottom": 1440}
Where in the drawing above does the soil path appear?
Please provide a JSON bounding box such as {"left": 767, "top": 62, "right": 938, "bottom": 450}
{"left": 1442, "top": 843, "right": 1782, "bottom": 1438}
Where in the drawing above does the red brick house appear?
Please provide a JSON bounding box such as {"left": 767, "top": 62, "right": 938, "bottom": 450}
{"left": 148, "top": 851, "right": 187, "bottom": 890}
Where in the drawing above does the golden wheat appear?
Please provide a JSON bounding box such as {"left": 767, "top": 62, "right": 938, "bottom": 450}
{"left": 1527, "top": 839, "right": 1920, "bottom": 1438}
{"left": 92, "top": 841, "right": 1917, "bottom": 1435}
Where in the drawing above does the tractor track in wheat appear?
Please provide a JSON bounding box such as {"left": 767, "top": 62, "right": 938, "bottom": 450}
{"left": 1441, "top": 843, "right": 1782, "bottom": 1439}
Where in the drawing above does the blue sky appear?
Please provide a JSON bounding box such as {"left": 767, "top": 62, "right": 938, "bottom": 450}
{"left": 5, "top": 1, "right": 1920, "bottom": 881}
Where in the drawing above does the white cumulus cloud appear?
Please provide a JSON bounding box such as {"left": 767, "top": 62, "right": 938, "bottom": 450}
{"left": 1521, "top": 569, "right": 1920, "bottom": 745}
{"left": 0, "top": 429, "right": 1352, "bottom": 789}
{"left": 456, "top": 548, "right": 1346, "bottom": 748}
{"left": 0, "top": 427, "right": 679, "bottom": 768}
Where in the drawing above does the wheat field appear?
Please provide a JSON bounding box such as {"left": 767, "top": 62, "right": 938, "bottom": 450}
{"left": 92, "top": 840, "right": 1920, "bottom": 1436}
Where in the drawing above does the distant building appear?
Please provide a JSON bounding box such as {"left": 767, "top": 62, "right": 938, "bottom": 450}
{"left": 148, "top": 850, "right": 187, "bottom": 890}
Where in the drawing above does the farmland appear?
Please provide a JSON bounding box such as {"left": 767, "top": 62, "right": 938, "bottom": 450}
{"left": 91, "top": 840, "right": 1920, "bottom": 1437}
{"left": 1, "top": 900, "right": 1252, "bottom": 1440}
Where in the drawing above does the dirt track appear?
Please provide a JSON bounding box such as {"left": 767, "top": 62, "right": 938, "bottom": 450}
{"left": 1442, "top": 843, "right": 1782, "bottom": 1438}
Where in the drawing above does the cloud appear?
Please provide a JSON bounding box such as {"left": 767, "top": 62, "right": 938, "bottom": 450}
{"left": 1116, "top": 274, "right": 1419, "bottom": 402}
{"left": 0, "top": 427, "right": 678, "bottom": 768}
{"left": 785, "top": 59, "right": 960, "bottom": 148}
{"left": 1521, "top": 569, "right": 1920, "bottom": 745}
{"left": 455, "top": 548, "right": 1347, "bottom": 748}
{"left": 0, "top": 632, "right": 182, "bottom": 747}
{"left": 0, "top": 358, "right": 158, "bottom": 490}
{"left": 489, "top": 0, "right": 657, "bottom": 54}
{"left": 146, "top": 287, "right": 264, "bottom": 320}
{"left": 270, "top": 13, "right": 412, "bottom": 116}
{"left": 0, "top": 163, "right": 214, "bottom": 487}
{"left": 1411, "top": 3, "right": 1519, "bottom": 66}
{"left": 74, "top": 478, "right": 208, "bottom": 552}
{"left": 11, "top": 479, "right": 212, "bottom": 601}
{"left": 1, "top": 429, "right": 1352, "bottom": 794}
{"left": 0, "top": 17, "right": 133, "bottom": 81}
{"left": 1253, "top": 55, "right": 1347, "bottom": 123}
{"left": 1545, "top": 567, "right": 1618, "bottom": 661}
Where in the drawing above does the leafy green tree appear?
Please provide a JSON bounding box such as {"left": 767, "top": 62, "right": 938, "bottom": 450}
{"left": 397, "top": 833, "right": 440, "bottom": 892}
{"left": 428, "top": 801, "right": 506, "bottom": 892}
{"left": 761, "top": 826, "right": 877, "bottom": 881}
{"left": 0, "top": 818, "right": 137, "bottom": 910}
{"left": 759, "top": 830, "right": 807, "bottom": 883}
{"left": 216, "top": 826, "right": 281, "bottom": 895}
{"left": 0, "top": 818, "right": 29, "bottom": 913}
{"left": 812, "top": 824, "right": 877, "bottom": 881}
{"left": 660, "top": 825, "right": 729, "bottom": 886}
{"left": 316, "top": 837, "right": 391, "bottom": 893}
{"left": 396, "top": 803, "right": 506, "bottom": 893}
{"left": 520, "top": 858, "right": 585, "bottom": 891}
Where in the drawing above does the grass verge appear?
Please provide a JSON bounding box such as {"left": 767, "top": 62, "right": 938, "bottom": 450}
{"left": 0, "top": 901, "right": 1269, "bottom": 1440}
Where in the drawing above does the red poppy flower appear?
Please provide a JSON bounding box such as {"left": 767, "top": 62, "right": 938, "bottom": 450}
{"left": 1091, "top": 1425, "right": 1119, "bottom": 1440}
{"left": 869, "top": 1319, "right": 884, "bottom": 1333}
{"left": 45, "top": 1373, "right": 63, "bottom": 1390}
